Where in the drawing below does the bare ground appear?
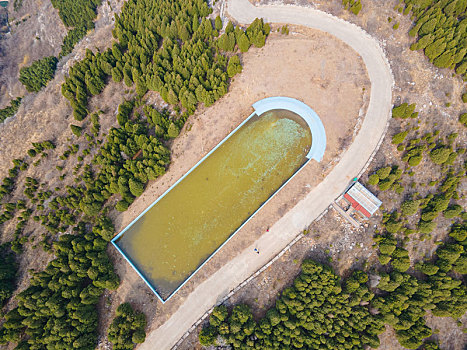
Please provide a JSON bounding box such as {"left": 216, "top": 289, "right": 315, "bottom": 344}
{"left": 0, "top": 0, "right": 65, "bottom": 106}
{"left": 0, "top": 0, "right": 124, "bottom": 108}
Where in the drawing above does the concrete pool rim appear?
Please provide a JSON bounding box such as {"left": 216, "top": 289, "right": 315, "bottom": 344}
{"left": 111, "top": 96, "right": 327, "bottom": 303}
{"left": 253, "top": 97, "right": 326, "bottom": 161}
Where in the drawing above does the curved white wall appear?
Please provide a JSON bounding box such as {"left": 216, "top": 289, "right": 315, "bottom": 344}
{"left": 253, "top": 96, "right": 326, "bottom": 162}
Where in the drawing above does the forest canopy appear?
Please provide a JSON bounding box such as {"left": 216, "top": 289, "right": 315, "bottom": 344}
{"left": 0, "top": 97, "right": 22, "bottom": 124}
{"left": 61, "top": 0, "right": 270, "bottom": 121}
{"left": 19, "top": 57, "right": 58, "bottom": 92}
{"left": 403, "top": 0, "right": 467, "bottom": 77}
{"left": 50, "top": 0, "right": 102, "bottom": 56}
{"left": 200, "top": 259, "right": 384, "bottom": 349}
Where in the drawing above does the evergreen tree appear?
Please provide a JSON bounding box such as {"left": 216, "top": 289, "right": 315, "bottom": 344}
{"left": 19, "top": 56, "right": 58, "bottom": 92}
{"left": 70, "top": 124, "right": 83, "bottom": 137}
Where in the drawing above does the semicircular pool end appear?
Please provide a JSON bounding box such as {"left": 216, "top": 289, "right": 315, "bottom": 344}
{"left": 252, "top": 96, "right": 326, "bottom": 162}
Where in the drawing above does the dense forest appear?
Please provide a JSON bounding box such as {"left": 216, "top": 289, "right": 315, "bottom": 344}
{"left": 0, "top": 97, "right": 21, "bottom": 124}
{"left": 201, "top": 260, "right": 383, "bottom": 349}
{"left": 107, "top": 303, "right": 146, "bottom": 349}
{"left": 0, "top": 219, "right": 119, "bottom": 349}
{"left": 61, "top": 0, "right": 270, "bottom": 121}
{"left": 0, "top": 245, "right": 17, "bottom": 307}
{"left": 11, "top": 0, "right": 102, "bottom": 99}
{"left": 18, "top": 57, "right": 58, "bottom": 92}
{"left": 50, "top": 0, "right": 102, "bottom": 57}
{"left": 402, "top": 0, "right": 467, "bottom": 76}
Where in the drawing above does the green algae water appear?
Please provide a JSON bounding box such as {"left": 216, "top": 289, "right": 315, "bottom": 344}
{"left": 115, "top": 109, "right": 312, "bottom": 300}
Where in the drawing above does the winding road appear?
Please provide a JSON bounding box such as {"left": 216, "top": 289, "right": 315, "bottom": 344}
{"left": 141, "top": 0, "right": 394, "bottom": 348}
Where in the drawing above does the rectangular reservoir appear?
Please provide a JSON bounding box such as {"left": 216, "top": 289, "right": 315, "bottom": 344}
{"left": 112, "top": 109, "right": 312, "bottom": 301}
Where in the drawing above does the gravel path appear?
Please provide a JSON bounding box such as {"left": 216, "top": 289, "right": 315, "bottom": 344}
{"left": 140, "top": 0, "right": 393, "bottom": 348}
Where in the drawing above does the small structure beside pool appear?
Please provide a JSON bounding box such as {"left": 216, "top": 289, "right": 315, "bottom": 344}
{"left": 112, "top": 96, "right": 326, "bottom": 303}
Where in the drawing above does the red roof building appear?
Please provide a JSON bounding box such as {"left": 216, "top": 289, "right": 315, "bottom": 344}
{"left": 343, "top": 182, "right": 382, "bottom": 218}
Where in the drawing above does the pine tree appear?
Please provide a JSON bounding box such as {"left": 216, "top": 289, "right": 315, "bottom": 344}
{"left": 166, "top": 122, "right": 180, "bottom": 138}
{"left": 225, "top": 21, "right": 234, "bottom": 34}
{"left": 215, "top": 15, "right": 222, "bottom": 31}
{"left": 111, "top": 67, "right": 123, "bottom": 83}
{"left": 167, "top": 89, "right": 179, "bottom": 105}
{"left": 70, "top": 124, "right": 82, "bottom": 137}
{"left": 237, "top": 32, "right": 250, "bottom": 52}
{"left": 129, "top": 178, "right": 144, "bottom": 197}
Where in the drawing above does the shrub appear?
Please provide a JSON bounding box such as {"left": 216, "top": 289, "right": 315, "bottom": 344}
{"left": 19, "top": 56, "right": 58, "bottom": 92}
{"left": 392, "top": 131, "right": 408, "bottom": 144}
{"left": 214, "top": 15, "right": 222, "bottom": 31}
{"left": 459, "top": 113, "right": 467, "bottom": 126}
{"left": 391, "top": 257, "right": 410, "bottom": 272}
{"left": 415, "top": 262, "right": 439, "bottom": 275}
{"left": 166, "top": 122, "right": 180, "bottom": 138}
{"left": 116, "top": 200, "right": 130, "bottom": 212}
{"left": 132, "top": 329, "right": 146, "bottom": 344}
{"left": 421, "top": 210, "right": 438, "bottom": 221}
{"left": 444, "top": 204, "right": 462, "bottom": 219}
{"left": 350, "top": 2, "right": 362, "bottom": 15}
{"left": 429, "top": 146, "right": 451, "bottom": 164}
{"left": 429, "top": 194, "right": 451, "bottom": 212}
{"left": 379, "top": 240, "right": 397, "bottom": 255}
{"left": 217, "top": 32, "right": 236, "bottom": 52}
{"left": 408, "top": 155, "right": 422, "bottom": 166}
{"left": 199, "top": 325, "right": 218, "bottom": 346}
{"left": 391, "top": 248, "right": 410, "bottom": 272}
{"left": 367, "top": 174, "right": 379, "bottom": 185}
{"left": 376, "top": 166, "right": 391, "bottom": 179}
{"left": 128, "top": 178, "right": 144, "bottom": 197}
{"left": 449, "top": 224, "right": 466, "bottom": 242}
{"left": 392, "top": 103, "right": 416, "bottom": 119}
{"left": 210, "top": 305, "right": 229, "bottom": 327}
{"left": 436, "top": 244, "right": 463, "bottom": 264}
{"left": 401, "top": 199, "right": 419, "bottom": 216}
{"left": 227, "top": 55, "right": 243, "bottom": 78}
{"left": 0, "top": 97, "right": 22, "bottom": 123}
{"left": 418, "top": 220, "right": 436, "bottom": 234}
{"left": 378, "top": 179, "right": 393, "bottom": 191}
{"left": 453, "top": 256, "right": 467, "bottom": 274}
{"left": 237, "top": 32, "right": 251, "bottom": 52}
{"left": 378, "top": 254, "right": 392, "bottom": 265}
{"left": 436, "top": 258, "right": 453, "bottom": 273}
{"left": 342, "top": 0, "right": 362, "bottom": 15}
{"left": 70, "top": 124, "right": 82, "bottom": 137}
{"left": 385, "top": 219, "right": 402, "bottom": 234}
{"left": 108, "top": 303, "right": 146, "bottom": 349}
{"left": 445, "top": 152, "right": 457, "bottom": 165}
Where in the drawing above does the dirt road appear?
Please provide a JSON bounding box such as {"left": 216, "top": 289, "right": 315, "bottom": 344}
{"left": 140, "top": 0, "right": 393, "bottom": 348}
